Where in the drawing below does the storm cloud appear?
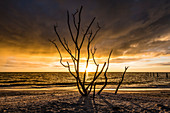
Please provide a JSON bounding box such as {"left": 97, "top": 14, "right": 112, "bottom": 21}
{"left": 0, "top": 0, "right": 170, "bottom": 71}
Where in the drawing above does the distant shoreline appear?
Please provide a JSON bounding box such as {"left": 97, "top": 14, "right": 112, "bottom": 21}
{"left": 0, "top": 85, "right": 170, "bottom": 92}
{"left": 0, "top": 71, "right": 170, "bottom": 73}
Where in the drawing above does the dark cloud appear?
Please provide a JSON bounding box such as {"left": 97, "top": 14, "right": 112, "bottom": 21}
{"left": 96, "top": 11, "right": 170, "bottom": 57}
{"left": 0, "top": 0, "right": 170, "bottom": 59}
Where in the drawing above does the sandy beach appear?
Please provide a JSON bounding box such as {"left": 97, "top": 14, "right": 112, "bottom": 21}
{"left": 0, "top": 89, "right": 169, "bottom": 113}
{"left": 1, "top": 0, "right": 170, "bottom": 112}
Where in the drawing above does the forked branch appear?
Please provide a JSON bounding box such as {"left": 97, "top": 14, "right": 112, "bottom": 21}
{"left": 86, "top": 62, "right": 106, "bottom": 91}
{"left": 90, "top": 22, "right": 101, "bottom": 43}
{"left": 72, "top": 9, "right": 78, "bottom": 30}
{"left": 115, "top": 66, "right": 129, "bottom": 95}
{"left": 91, "top": 47, "right": 98, "bottom": 66}
{"left": 54, "top": 26, "right": 77, "bottom": 61}
{"left": 49, "top": 40, "right": 77, "bottom": 80}
{"left": 97, "top": 49, "right": 113, "bottom": 95}
{"left": 49, "top": 39, "right": 69, "bottom": 68}
{"left": 79, "top": 17, "right": 96, "bottom": 49}
{"left": 50, "top": 6, "right": 119, "bottom": 96}
{"left": 82, "top": 32, "right": 92, "bottom": 86}
{"left": 67, "top": 11, "right": 76, "bottom": 44}
{"left": 75, "top": 6, "right": 83, "bottom": 44}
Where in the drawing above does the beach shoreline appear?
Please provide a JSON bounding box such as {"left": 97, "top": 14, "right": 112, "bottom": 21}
{"left": 0, "top": 88, "right": 169, "bottom": 112}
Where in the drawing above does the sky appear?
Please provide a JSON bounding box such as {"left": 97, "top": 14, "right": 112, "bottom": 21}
{"left": 0, "top": 0, "right": 170, "bottom": 72}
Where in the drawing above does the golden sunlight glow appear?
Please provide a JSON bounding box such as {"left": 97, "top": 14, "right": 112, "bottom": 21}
{"left": 0, "top": 55, "right": 170, "bottom": 72}
{"left": 79, "top": 63, "right": 96, "bottom": 72}
{"left": 86, "top": 64, "right": 96, "bottom": 72}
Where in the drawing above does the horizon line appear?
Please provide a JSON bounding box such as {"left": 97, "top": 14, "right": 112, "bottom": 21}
{"left": 0, "top": 71, "right": 170, "bottom": 73}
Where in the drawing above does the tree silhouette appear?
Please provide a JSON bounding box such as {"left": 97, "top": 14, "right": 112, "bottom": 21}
{"left": 50, "top": 6, "right": 123, "bottom": 96}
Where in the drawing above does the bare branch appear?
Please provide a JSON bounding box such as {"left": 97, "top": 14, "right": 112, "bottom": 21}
{"left": 97, "top": 50, "right": 113, "bottom": 95}
{"left": 63, "top": 37, "right": 73, "bottom": 55}
{"left": 51, "top": 6, "right": 127, "bottom": 97}
{"left": 87, "top": 82, "right": 93, "bottom": 95}
{"left": 93, "top": 83, "right": 96, "bottom": 99}
{"left": 75, "top": 46, "right": 77, "bottom": 59}
{"left": 67, "top": 62, "right": 76, "bottom": 78}
{"left": 79, "top": 17, "right": 96, "bottom": 49}
{"left": 94, "top": 62, "right": 106, "bottom": 79}
{"left": 76, "top": 77, "right": 84, "bottom": 95}
{"left": 72, "top": 57, "right": 77, "bottom": 72}
{"left": 72, "top": 9, "right": 78, "bottom": 30}
{"left": 115, "top": 66, "right": 129, "bottom": 95}
{"left": 87, "top": 30, "right": 93, "bottom": 40}
{"left": 54, "top": 26, "right": 77, "bottom": 61}
{"left": 63, "top": 38, "right": 78, "bottom": 74}
{"left": 91, "top": 47, "right": 98, "bottom": 66}
{"left": 91, "top": 47, "right": 99, "bottom": 80}
{"left": 75, "top": 6, "right": 83, "bottom": 43}
{"left": 90, "top": 22, "right": 101, "bottom": 43}
{"left": 73, "top": 47, "right": 77, "bottom": 73}
{"left": 67, "top": 11, "right": 76, "bottom": 44}
{"left": 82, "top": 33, "right": 92, "bottom": 86}
{"left": 86, "top": 62, "right": 106, "bottom": 91}
{"left": 87, "top": 60, "right": 99, "bottom": 95}
{"left": 49, "top": 39, "right": 69, "bottom": 67}
{"left": 49, "top": 39, "right": 77, "bottom": 80}
{"left": 76, "top": 50, "right": 88, "bottom": 95}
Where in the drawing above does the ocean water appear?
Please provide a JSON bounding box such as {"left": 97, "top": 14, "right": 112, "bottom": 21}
{"left": 0, "top": 72, "right": 169, "bottom": 89}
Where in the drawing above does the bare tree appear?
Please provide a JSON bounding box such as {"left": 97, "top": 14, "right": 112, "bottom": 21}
{"left": 49, "top": 6, "right": 112, "bottom": 96}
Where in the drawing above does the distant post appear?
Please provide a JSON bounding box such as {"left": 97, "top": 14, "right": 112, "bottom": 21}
{"left": 166, "top": 73, "right": 168, "bottom": 78}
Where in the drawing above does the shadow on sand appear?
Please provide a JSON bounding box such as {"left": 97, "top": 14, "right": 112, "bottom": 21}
{"left": 1, "top": 92, "right": 169, "bottom": 112}
{"left": 40, "top": 94, "right": 124, "bottom": 113}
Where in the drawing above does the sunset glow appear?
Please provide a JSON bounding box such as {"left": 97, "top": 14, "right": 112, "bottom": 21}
{"left": 86, "top": 64, "right": 96, "bottom": 72}
{"left": 0, "top": 1, "right": 170, "bottom": 72}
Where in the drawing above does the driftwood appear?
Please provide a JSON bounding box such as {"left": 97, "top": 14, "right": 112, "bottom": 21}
{"left": 115, "top": 66, "right": 129, "bottom": 95}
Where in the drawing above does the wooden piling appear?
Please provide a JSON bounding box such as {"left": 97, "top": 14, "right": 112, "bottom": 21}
{"left": 166, "top": 73, "right": 168, "bottom": 78}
